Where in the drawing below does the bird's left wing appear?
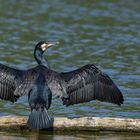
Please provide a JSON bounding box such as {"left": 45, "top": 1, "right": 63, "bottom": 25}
{"left": 51, "top": 64, "right": 124, "bottom": 106}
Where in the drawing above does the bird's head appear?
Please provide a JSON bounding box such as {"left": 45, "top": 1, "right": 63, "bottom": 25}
{"left": 35, "top": 41, "right": 59, "bottom": 53}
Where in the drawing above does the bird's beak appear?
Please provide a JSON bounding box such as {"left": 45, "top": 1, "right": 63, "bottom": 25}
{"left": 41, "top": 41, "right": 59, "bottom": 51}
{"left": 46, "top": 42, "right": 59, "bottom": 48}
{"left": 44, "top": 42, "right": 59, "bottom": 48}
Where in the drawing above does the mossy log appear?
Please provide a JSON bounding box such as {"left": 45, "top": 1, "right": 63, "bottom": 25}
{"left": 0, "top": 116, "right": 140, "bottom": 132}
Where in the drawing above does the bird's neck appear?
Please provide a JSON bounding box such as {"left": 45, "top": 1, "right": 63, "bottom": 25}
{"left": 34, "top": 50, "right": 50, "bottom": 68}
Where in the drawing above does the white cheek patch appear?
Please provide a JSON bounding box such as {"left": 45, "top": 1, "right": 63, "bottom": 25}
{"left": 41, "top": 44, "right": 47, "bottom": 51}
{"left": 41, "top": 46, "right": 46, "bottom": 51}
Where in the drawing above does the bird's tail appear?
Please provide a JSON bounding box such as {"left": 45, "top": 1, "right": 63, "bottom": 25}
{"left": 27, "top": 107, "right": 52, "bottom": 130}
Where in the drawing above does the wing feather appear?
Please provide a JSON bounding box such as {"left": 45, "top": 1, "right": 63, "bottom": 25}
{"left": 0, "top": 64, "right": 22, "bottom": 102}
{"left": 0, "top": 64, "right": 39, "bottom": 102}
{"left": 59, "top": 64, "right": 124, "bottom": 106}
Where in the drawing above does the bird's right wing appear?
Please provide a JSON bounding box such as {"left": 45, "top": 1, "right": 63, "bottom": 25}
{"left": 0, "top": 64, "right": 39, "bottom": 102}
{"left": 0, "top": 64, "right": 24, "bottom": 102}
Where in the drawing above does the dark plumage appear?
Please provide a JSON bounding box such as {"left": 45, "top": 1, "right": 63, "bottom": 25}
{"left": 28, "top": 66, "right": 52, "bottom": 129}
{"left": 0, "top": 41, "right": 124, "bottom": 129}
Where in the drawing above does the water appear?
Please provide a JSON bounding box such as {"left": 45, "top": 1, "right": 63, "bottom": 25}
{"left": 0, "top": 131, "right": 140, "bottom": 140}
{"left": 0, "top": 0, "right": 140, "bottom": 139}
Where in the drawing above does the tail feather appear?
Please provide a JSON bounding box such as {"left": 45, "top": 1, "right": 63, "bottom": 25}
{"left": 27, "top": 108, "right": 52, "bottom": 130}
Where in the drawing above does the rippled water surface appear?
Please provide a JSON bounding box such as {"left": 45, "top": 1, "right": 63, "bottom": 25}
{"left": 0, "top": 131, "right": 140, "bottom": 140}
{"left": 0, "top": 0, "right": 140, "bottom": 139}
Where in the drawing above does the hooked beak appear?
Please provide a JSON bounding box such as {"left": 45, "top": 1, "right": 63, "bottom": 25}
{"left": 41, "top": 42, "right": 59, "bottom": 51}
{"left": 47, "top": 41, "right": 59, "bottom": 48}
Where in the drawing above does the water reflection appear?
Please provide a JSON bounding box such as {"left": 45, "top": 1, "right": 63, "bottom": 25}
{"left": 0, "top": 131, "right": 140, "bottom": 140}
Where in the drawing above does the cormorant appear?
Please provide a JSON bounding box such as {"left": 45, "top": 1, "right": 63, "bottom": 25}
{"left": 0, "top": 41, "right": 124, "bottom": 129}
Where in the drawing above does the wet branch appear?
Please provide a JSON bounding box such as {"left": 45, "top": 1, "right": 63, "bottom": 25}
{"left": 0, "top": 116, "right": 140, "bottom": 132}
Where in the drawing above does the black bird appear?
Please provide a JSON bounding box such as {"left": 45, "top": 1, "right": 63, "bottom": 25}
{"left": 0, "top": 41, "right": 124, "bottom": 129}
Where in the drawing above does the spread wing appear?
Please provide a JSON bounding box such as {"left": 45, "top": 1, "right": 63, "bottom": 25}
{"left": 0, "top": 63, "right": 124, "bottom": 106}
{"left": 57, "top": 64, "right": 124, "bottom": 106}
{"left": 0, "top": 64, "right": 39, "bottom": 102}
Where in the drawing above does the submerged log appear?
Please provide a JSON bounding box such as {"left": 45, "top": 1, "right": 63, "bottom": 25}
{"left": 0, "top": 116, "right": 140, "bottom": 132}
